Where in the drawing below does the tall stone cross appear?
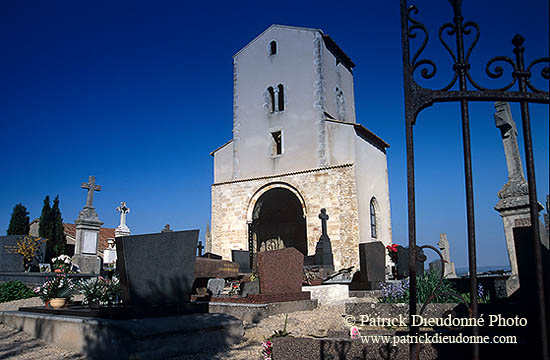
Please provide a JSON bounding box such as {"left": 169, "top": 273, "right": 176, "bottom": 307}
{"left": 81, "top": 176, "right": 101, "bottom": 208}
{"left": 494, "top": 102, "right": 525, "bottom": 182}
{"left": 197, "top": 241, "right": 204, "bottom": 257}
{"left": 116, "top": 201, "right": 130, "bottom": 226}
{"left": 319, "top": 208, "right": 329, "bottom": 239}
{"left": 437, "top": 233, "right": 451, "bottom": 263}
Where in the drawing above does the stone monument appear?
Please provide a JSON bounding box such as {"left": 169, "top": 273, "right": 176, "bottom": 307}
{"left": 205, "top": 223, "right": 212, "bottom": 253}
{"left": 72, "top": 176, "right": 103, "bottom": 274}
{"left": 429, "top": 233, "right": 457, "bottom": 278}
{"left": 313, "top": 208, "right": 334, "bottom": 271}
{"left": 103, "top": 239, "right": 117, "bottom": 264}
{"left": 493, "top": 102, "right": 543, "bottom": 293}
{"left": 115, "top": 201, "right": 131, "bottom": 238}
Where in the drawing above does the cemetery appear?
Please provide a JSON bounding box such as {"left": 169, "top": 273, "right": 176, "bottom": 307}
{"left": 0, "top": 1, "right": 548, "bottom": 360}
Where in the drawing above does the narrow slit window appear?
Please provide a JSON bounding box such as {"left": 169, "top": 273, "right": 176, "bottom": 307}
{"left": 271, "top": 131, "right": 282, "bottom": 156}
{"left": 270, "top": 41, "right": 277, "bottom": 55}
{"left": 277, "top": 84, "right": 284, "bottom": 111}
{"left": 268, "top": 87, "right": 275, "bottom": 113}
{"left": 370, "top": 198, "right": 378, "bottom": 238}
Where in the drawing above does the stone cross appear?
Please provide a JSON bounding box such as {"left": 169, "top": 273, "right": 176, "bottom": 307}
{"left": 437, "top": 233, "right": 451, "bottom": 263}
{"left": 197, "top": 241, "right": 204, "bottom": 256}
{"left": 81, "top": 176, "right": 101, "bottom": 208}
{"left": 161, "top": 224, "right": 173, "bottom": 233}
{"left": 116, "top": 202, "right": 130, "bottom": 226}
{"left": 319, "top": 208, "right": 329, "bottom": 238}
{"left": 494, "top": 102, "right": 525, "bottom": 182}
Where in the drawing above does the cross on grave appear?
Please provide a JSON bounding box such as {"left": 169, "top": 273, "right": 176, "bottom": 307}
{"left": 81, "top": 176, "right": 101, "bottom": 208}
{"left": 116, "top": 202, "right": 130, "bottom": 226}
{"left": 197, "top": 241, "right": 204, "bottom": 256}
{"left": 319, "top": 208, "right": 329, "bottom": 238}
{"left": 315, "top": 208, "right": 334, "bottom": 271}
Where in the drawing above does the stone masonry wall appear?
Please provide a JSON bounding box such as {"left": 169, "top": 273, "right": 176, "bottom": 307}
{"left": 211, "top": 164, "right": 359, "bottom": 270}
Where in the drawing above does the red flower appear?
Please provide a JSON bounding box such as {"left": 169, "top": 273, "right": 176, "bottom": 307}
{"left": 386, "top": 244, "right": 399, "bottom": 253}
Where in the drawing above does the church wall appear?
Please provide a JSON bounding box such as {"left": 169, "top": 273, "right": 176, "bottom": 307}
{"left": 321, "top": 44, "right": 356, "bottom": 123}
{"left": 326, "top": 121, "right": 356, "bottom": 165}
{"left": 353, "top": 131, "right": 392, "bottom": 248}
{"left": 211, "top": 164, "right": 360, "bottom": 270}
{"left": 213, "top": 141, "right": 233, "bottom": 183}
{"left": 232, "top": 27, "right": 321, "bottom": 179}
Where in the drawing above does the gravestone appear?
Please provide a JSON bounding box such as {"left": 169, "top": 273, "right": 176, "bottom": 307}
{"left": 210, "top": 248, "right": 310, "bottom": 303}
{"left": 0, "top": 235, "right": 46, "bottom": 272}
{"left": 358, "top": 241, "right": 385, "bottom": 289}
{"left": 116, "top": 229, "right": 199, "bottom": 306}
{"left": 429, "top": 233, "right": 457, "bottom": 278}
{"left": 313, "top": 208, "right": 334, "bottom": 271}
{"left": 207, "top": 278, "right": 225, "bottom": 296}
{"left": 240, "top": 280, "right": 259, "bottom": 297}
{"left": 73, "top": 176, "right": 103, "bottom": 274}
{"left": 103, "top": 239, "right": 117, "bottom": 264}
{"left": 195, "top": 258, "right": 239, "bottom": 279}
{"left": 232, "top": 249, "right": 252, "bottom": 273}
{"left": 396, "top": 246, "right": 425, "bottom": 279}
{"left": 254, "top": 248, "right": 310, "bottom": 302}
{"left": 493, "top": 102, "right": 542, "bottom": 295}
{"left": 114, "top": 201, "right": 131, "bottom": 237}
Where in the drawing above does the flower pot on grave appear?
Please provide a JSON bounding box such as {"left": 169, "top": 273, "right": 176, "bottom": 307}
{"left": 50, "top": 298, "right": 66, "bottom": 309}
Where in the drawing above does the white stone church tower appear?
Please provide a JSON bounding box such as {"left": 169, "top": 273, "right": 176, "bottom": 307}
{"left": 211, "top": 25, "right": 392, "bottom": 270}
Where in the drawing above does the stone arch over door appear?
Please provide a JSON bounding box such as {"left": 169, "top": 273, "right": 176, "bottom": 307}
{"left": 247, "top": 183, "right": 308, "bottom": 256}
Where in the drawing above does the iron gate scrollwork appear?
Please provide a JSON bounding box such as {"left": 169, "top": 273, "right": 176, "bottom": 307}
{"left": 400, "top": 0, "right": 549, "bottom": 359}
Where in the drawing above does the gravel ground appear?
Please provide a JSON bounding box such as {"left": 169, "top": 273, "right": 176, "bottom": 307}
{"left": 0, "top": 298, "right": 351, "bottom": 360}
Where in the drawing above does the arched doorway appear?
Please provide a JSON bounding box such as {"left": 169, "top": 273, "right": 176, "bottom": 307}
{"left": 249, "top": 187, "right": 307, "bottom": 256}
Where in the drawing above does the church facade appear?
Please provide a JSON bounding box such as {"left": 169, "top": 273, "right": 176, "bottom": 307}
{"left": 210, "top": 25, "right": 392, "bottom": 270}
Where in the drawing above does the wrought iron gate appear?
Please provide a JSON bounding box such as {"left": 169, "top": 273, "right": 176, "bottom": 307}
{"left": 400, "top": 0, "right": 549, "bottom": 359}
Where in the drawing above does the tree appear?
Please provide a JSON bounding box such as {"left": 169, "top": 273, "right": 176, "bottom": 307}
{"left": 39, "top": 195, "right": 66, "bottom": 262}
{"left": 38, "top": 196, "right": 52, "bottom": 239}
{"left": 6, "top": 203, "right": 30, "bottom": 235}
{"left": 50, "top": 195, "right": 66, "bottom": 258}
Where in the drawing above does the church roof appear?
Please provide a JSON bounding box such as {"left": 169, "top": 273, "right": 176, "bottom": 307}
{"left": 326, "top": 118, "right": 390, "bottom": 151}
{"left": 233, "top": 24, "right": 355, "bottom": 71}
{"left": 210, "top": 139, "right": 233, "bottom": 156}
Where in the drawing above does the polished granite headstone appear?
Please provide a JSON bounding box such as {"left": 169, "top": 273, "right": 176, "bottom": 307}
{"left": 116, "top": 230, "right": 199, "bottom": 306}
{"left": 231, "top": 250, "right": 252, "bottom": 273}
{"left": 358, "top": 241, "right": 385, "bottom": 289}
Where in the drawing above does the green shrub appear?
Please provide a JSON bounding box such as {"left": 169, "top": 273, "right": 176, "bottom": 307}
{"left": 380, "top": 270, "right": 465, "bottom": 304}
{"left": 0, "top": 281, "right": 35, "bottom": 303}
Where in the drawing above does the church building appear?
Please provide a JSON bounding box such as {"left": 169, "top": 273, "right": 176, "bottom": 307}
{"left": 210, "top": 25, "right": 392, "bottom": 270}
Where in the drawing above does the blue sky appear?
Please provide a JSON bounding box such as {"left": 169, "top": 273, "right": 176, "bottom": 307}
{"left": 1, "top": 0, "right": 548, "bottom": 268}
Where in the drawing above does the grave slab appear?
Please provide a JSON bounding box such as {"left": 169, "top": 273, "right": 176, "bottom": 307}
{"left": 0, "top": 310, "right": 243, "bottom": 360}
{"left": 301, "top": 284, "right": 349, "bottom": 305}
{"left": 206, "top": 299, "right": 317, "bottom": 323}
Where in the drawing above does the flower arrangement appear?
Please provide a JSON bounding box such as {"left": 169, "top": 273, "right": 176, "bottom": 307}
{"left": 33, "top": 274, "right": 76, "bottom": 302}
{"left": 16, "top": 236, "right": 46, "bottom": 269}
{"left": 52, "top": 255, "right": 72, "bottom": 273}
{"left": 261, "top": 340, "right": 273, "bottom": 360}
{"left": 386, "top": 244, "right": 399, "bottom": 263}
{"left": 261, "top": 314, "right": 291, "bottom": 360}
{"left": 78, "top": 276, "right": 121, "bottom": 307}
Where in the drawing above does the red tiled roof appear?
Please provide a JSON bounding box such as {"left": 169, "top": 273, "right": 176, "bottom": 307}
{"left": 63, "top": 223, "right": 115, "bottom": 255}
